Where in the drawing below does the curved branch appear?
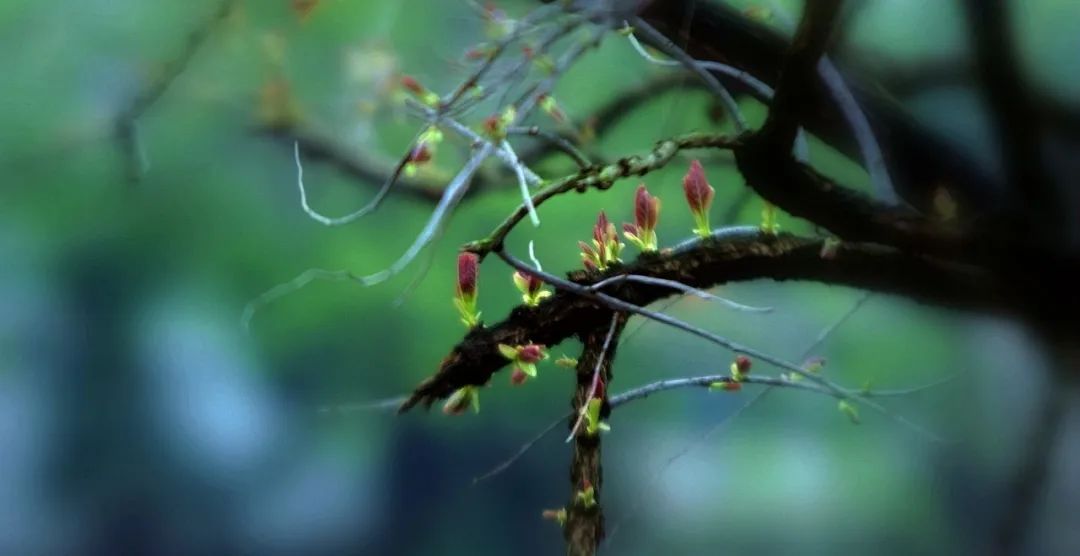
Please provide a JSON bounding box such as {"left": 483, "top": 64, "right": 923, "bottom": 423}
{"left": 465, "top": 132, "right": 740, "bottom": 256}
{"left": 259, "top": 124, "right": 453, "bottom": 204}
{"left": 637, "top": 0, "right": 1002, "bottom": 217}
{"left": 402, "top": 229, "right": 1007, "bottom": 411}
{"left": 608, "top": 372, "right": 959, "bottom": 409}
{"left": 564, "top": 315, "right": 626, "bottom": 556}
{"left": 116, "top": 0, "right": 237, "bottom": 184}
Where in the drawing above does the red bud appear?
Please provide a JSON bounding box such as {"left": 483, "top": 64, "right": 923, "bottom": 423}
{"left": 400, "top": 75, "right": 424, "bottom": 95}
{"left": 408, "top": 143, "right": 432, "bottom": 164}
{"left": 634, "top": 184, "right": 659, "bottom": 231}
{"left": 518, "top": 344, "right": 545, "bottom": 364}
{"left": 456, "top": 252, "right": 478, "bottom": 299}
{"left": 683, "top": 160, "right": 714, "bottom": 215}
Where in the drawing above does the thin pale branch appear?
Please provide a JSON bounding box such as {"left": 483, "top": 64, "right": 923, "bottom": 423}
{"left": 628, "top": 17, "right": 748, "bottom": 132}
{"left": 608, "top": 372, "right": 960, "bottom": 408}
{"left": 496, "top": 248, "right": 943, "bottom": 442}
{"left": 566, "top": 314, "right": 622, "bottom": 441}
{"left": 587, "top": 274, "right": 773, "bottom": 314}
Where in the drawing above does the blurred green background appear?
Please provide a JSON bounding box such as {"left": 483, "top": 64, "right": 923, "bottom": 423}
{"left": 1, "top": 1, "right": 1078, "bottom": 554}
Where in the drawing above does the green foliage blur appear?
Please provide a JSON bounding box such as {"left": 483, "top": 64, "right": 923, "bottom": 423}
{"left": 1, "top": 1, "right": 1078, "bottom": 554}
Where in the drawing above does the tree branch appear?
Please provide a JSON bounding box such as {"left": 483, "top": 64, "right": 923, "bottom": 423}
{"left": 259, "top": 123, "right": 474, "bottom": 204}
{"left": 759, "top": 0, "right": 844, "bottom": 148}
{"left": 564, "top": 314, "right": 626, "bottom": 556}
{"left": 465, "top": 132, "right": 740, "bottom": 256}
{"left": 636, "top": 0, "right": 1003, "bottom": 217}
{"left": 115, "top": 0, "right": 237, "bottom": 184}
{"left": 960, "top": 0, "right": 1057, "bottom": 239}
{"left": 401, "top": 229, "right": 1007, "bottom": 411}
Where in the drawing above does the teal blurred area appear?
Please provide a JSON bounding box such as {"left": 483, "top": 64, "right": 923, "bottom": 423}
{"left": 1, "top": 1, "right": 1078, "bottom": 554}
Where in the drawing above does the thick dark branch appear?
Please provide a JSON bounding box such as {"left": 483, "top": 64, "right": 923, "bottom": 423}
{"left": 402, "top": 230, "right": 1007, "bottom": 411}
{"left": 637, "top": 0, "right": 1002, "bottom": 217}
{"left": 760, "top": 0, "right": 844, "bottom": 147}
{"left": 565, "top": 315, "right": 626, "bottom": 556}
{"left": 960, "top": 0, "right": 1057, "bottom": 238}
{"left": 734, "top": 134, "right": 973, "bottom": 259}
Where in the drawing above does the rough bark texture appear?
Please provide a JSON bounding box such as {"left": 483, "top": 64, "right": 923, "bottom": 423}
{"left": 565, "top": 315, "right": 627, "bottom": 556}
{"left": 401, "top": 231, "right": 1018, "bottom": 411}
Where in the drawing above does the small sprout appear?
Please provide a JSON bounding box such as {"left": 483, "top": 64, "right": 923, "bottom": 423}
{"left": 454, "top": 252, "right": 481, "bottom": 328}
{"left": 820, "top": 237, "right": 842, "bottom": 260}
{"left": 533, "top": 54, "right": 556, "bottom": 74}
{"left": 623, "top": 184, "right": 661, "bottom": 252}
{"left": 483, "top": 4, "right": 514, "bottom": 40}
{"left": 555, "top": 355, "right": 578, "bottom": 369}
{"left": 593, "top": 376, "right": 607, "bottom": 401}
{"left": 579, "top": 242, "right": 599, "bottom": 272}
{"left": 583, "top": 397, "right": 610, "bottom": 436}
{"left": 683, "top": 160, "right": 715, "bottom": 238}
{"left": 617, "top": 23, "right": 635, "bottom": 37}
{"left": 404, "top": 126, "right": 443, "bottom": 177}
{"left": 419, "top": 126, "right": 444, "bottom": 145}
{"left": 761, "top": 202, "right": 781, "bottom": 235}
{"left": 575, "top": 479, "right": 597, "bottom": 509}
{"left": 785, "top": 356, "right": 825, "bottom": 382}
{"left": 481, "top": 105, "right": 517, "bottom": 141}
{"left": 541, "top": 508, "right": 567, "bottom": 526}
{"left": 538, "top": 94, "right": 566, "bottom": 124}
{"left": 443, "top": 386, "right": 480, "bottom": 415}
{"left": 803, "top": 356, "right": 826, "bottom": 374}
{"left": 837, "top": 400, "right": 861, "bottom": 425}
{"left": 709, "top": 380, "right": 742, "bottom": 392}
{"left": 513, "top": 271, "right": 551, "bottom": 307}
{"left": 580, "top": 211, "right": 623, "bottom": 271}
{"left": 464, "top": 44, "right": 496, "bottom": 61}
{"left": 730, "top": 355, "right": 752, "bottom": 382}
{"left": 498, "top": 343, "right": 549, "bottom": 384}
{"left": 399, "top": 75, "right": 440, "bottom": 108}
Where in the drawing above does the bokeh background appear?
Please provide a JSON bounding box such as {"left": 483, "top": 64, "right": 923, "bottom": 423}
{"left": 2, "top": 1, "right": 1079, "bottom": 554}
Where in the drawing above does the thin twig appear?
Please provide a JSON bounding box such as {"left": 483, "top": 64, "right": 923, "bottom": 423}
{"left": 566, "top": 314, "right": 622, "bottom": 442}
{"left": 466, "top": 133, "right": 740, "bottom": 256}
{"left": 608, "top": 372, "right": 959, "bottom": 408}
{"left": 116, "top": 0, "right": 237, "bottom": 184}
{"left": 497, "top": 248, "right": 943, "bottom": 443}
{"left": 587, "top": 274, "right": 773, "bottom": 314}
{"left": 472, "top": 413, "right": 571, "bottom": 485}
{"left": 317, "top": 395, "right": 408, "bottom": 415}
{"left": 292, "top": 139, "right": 411, "bottom": 226}
{"left": 605, "top": 286, "right": 872, "bottom": 549}
{"left": 509, "top": 126, "right": 591, "bottom": 168}
{"left": 628, "top": 17, "right": 748, "bottom": 132}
